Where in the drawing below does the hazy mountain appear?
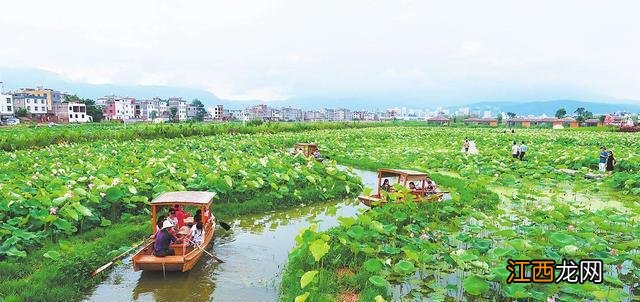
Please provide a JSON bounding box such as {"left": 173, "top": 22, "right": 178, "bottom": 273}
{"left": 0, "top": 67, "right": 222, "bottom": 104}
{"left": 1, "top": 67, "right": 638, "bottom": 113}
{"left": 462, "top": 100, "right": 640, "bottom": 116}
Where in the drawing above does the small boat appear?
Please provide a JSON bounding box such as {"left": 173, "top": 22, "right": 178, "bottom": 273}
{"left": 292, "top": 143, "right": 323, "bottom": 161}
{"left": 132, "top": 191, "right": 216, "bottom": 272}
{"left": 358, "top": 168, "right": 447, "bottom": 207}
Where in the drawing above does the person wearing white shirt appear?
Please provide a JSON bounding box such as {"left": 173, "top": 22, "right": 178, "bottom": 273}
{"left": 191, "top": 222, "right": 205, "bottom": 246}
{"left": 511, "top": 141, "right": 520, "bottom": 159}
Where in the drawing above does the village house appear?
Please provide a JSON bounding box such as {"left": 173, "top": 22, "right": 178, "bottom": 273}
{"left": 464, "top": 117, "right": 498, "bottom": 126}
{"left": 0, "top": 93, "right": 13, "bottom": 119}
{"left": 425, "top": 116, "right": 451, "bottom": 125}
{"left": 507, "top": 117, "right": 579, "bottom": 128}
{"left": 12, "top": 93, "right": 48, "bottom": 118}
{"left": 52, "top": 102, "right": 92, "bottom": 123}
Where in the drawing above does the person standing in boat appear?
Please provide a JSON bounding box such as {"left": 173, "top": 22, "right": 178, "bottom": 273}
{"left": 154, "top": 221, "right": 177, "bottom": 257}
{"left": 463, "top": 139, "right": 470, "bottom": 154}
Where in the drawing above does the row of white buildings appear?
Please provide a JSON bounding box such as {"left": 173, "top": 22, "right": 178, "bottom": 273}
{"left": 0, "top": 87, "right": 91, "bottom": 123}
{"left": 97, "top": 96, "right": 224, "bottom": 122}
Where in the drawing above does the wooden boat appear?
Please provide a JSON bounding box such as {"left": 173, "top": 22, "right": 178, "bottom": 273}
{"left": 358, "top": 168, "right": 447, "bottom": 207}
{"left": 132, "top": 191, "right": 216, "bottom": 272}
{"left": 293, "top": 143, "right": 319, "bottom": 157}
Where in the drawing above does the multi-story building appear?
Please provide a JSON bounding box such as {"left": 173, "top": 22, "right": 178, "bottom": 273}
{"left": 280, "top": 107, "right": 303, "bottom": 122}
{"left": 135, "top": 98, "right": 161, "bottom": 120}
{"left": 210, "top": 105, "right": 224, "bottom": 120}
{"left": 352, "top": 111, "right": 365, "bottom": 120}
{"left": 363, "top": 111, "right": 378, "bottom": 121}
{"left": 187, "top": 105, "right": 201, "bottom": 119}
{"left": 0, "top": 93, "right": 13, "bottom": 118}
{"left": 335, "top": 108, "right": 352, "bottom": 121}
{"left": 270, "top": 108, "right": 281, "bottom": 121}
{"left": 225, "top": 109, "right": 243, "bottom": 120}
{"left": 158, "top": 100, "right": 168, "bottom": 117}
{"left": 167, "top": 97, "right": 187, "bottom": 121}
{"left": 12, "top": 93, "right": 48, "bottom": 117}
{"left": 16, "top": 87, "right": 66, "bottom": 110}
{"left": 245, "top": 104, "right": 272, "bottom": 121}
{"left": 52, "top": 102, "right": 92, "bottom": 123}
{"left": 304, "top": 110, "right": 324, "bottom": 121}
{"left": 98, "top": 96, "right": 135, "bottom": 120}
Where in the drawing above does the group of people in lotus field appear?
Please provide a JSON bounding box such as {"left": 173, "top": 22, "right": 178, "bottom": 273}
{"left": 380, "top": 177, "right": 439, "bottom": 195}
{"left": 460, "top": 138, "right": 617, "bottom": 174}
{"left": 599, "top": 146, "right": 617, "bottom": 175}
{"left": 153, "top": 205, "right": 213, "bottom": 257}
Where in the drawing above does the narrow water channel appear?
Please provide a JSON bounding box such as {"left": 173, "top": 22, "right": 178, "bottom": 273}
{"left": 84, "top": 167, "right": 378, "bottom": 302}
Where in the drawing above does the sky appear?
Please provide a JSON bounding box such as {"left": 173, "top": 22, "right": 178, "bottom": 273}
{"left": 1, "top": 0, "right": 639, "bottom": 106}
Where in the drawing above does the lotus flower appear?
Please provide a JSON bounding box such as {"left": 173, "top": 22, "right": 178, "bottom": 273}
{"left": 49, "top": 207, "right": 58, "bottom": 215}
{"left": 567, "top": 225, "right": 576, "bottom": 232}
{"left": 419, "top": 233, "right": 428, "bottom": 240}
{"left": 610, "top": 249, "right": 618, "bottom": 256}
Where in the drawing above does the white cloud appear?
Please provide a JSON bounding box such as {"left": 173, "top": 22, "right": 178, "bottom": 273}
{"left": 209, "top": 85, "right": 290, "bottom": 102}
{"left": 0, "top": 0, "right": 639, "bottom": 103}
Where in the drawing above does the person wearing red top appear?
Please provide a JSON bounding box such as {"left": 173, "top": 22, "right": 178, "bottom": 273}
{"left": 173, "top": 204, "right": 190, "bottom": 228}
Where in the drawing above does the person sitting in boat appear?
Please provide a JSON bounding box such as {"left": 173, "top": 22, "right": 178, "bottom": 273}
{"left": 425, "top": 178, "right": 438, "bottom": 194}
{"left": 155, "top": 215, "right": 166, "bottom": 233}
{"left": 408, "top": 181, "right": 418, "bottom": 192}
{"left": 167, "top": 209, "right": 179, "bottom": 227}
{"left": 381, "top": 179, "right": 393, "bottom": 192}
{"left": 173, "top": 204, "right": 190, "bottom": 228}
{"left": 312, "top": 149, "right": 323, "bottom": 160}
{"left": 154, "top": 221, "right": 178, "bottom": 257}
{"left": 191, "top": 222, "right": 205, "bottom": 246}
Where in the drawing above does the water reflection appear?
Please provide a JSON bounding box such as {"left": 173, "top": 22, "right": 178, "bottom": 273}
{"left": 84, "top": 167, "right": 378, "bottom": 302}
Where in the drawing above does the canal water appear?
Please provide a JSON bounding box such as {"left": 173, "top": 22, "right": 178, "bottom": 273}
{"left": 84, "top": 167, "right": 378, "bottom": 302}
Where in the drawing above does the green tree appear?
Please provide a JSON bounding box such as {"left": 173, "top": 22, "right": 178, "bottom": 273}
{"left": 15, "top": 107, "right": 28, "bottom": 117}
{"left": 555, "top": 108, "right": 567, "bottom": 119}
{"left": 506, "top": 112, "right": 517, "bottom": 119}
{"left": 170, "top": 107, "right": 178, "bottom": 122}
{"left": 190, "top": 99, "right": 206, "bottom": 122}
{"left": 496, "top": 114, "right": 503, "bottom": 124}
{"left": 65, "top": 95, "right": 103, "bottom": 122}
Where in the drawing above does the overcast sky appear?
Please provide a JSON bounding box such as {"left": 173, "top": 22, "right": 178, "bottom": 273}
{"left": 1, "top": 0, "right": 639, "bottom": 105}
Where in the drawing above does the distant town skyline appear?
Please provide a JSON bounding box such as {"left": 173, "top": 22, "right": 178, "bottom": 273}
{"left": 1, "top": 1, "right": 639, "bottom": 106}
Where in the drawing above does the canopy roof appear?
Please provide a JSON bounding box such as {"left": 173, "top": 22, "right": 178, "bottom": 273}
{"left": 379, "top": 168, "right": 428, "bottom": 178}
{"left": 151, "top": 191, "right": 216, "bottom": 206}
{"left": 295, "top": 143, "right": 317, "bottom": 147}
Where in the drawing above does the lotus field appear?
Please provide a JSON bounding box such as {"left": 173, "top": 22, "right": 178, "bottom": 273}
{"left": 0, "top": 124, "right": 638, "bottom": 301}
{"left": 281, "top": 127, "right": 639, "bottom": 301}
{"left": 0, "top": 133, "right": 361, "bottom": 258}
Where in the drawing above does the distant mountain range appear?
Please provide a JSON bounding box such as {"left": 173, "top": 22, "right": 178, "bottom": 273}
{"left": 1, "top": 67, "right": 638, "bottom": 115}
{"left": 462, "top": 100, "right": 640, "bottom": 116}
{"left": 0, "top": 67, "right": 222, "bottom": 103}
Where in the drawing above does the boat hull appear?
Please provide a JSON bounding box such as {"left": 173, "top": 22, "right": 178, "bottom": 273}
{"left": 132, "top": 220, "right": 216, "bottom": 272}
{"left": 358, "top": 193, "right": 446, "bottom": 207}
